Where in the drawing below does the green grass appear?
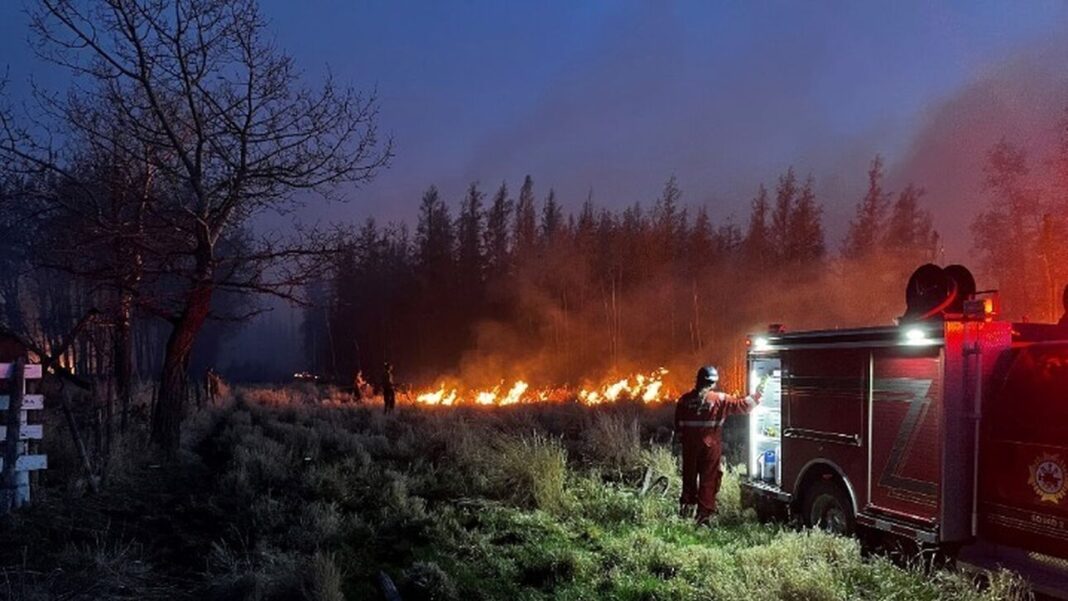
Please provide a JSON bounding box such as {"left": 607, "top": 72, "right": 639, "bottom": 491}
{"left": 0, "top": 390, "right": 1030, "bottom": 600}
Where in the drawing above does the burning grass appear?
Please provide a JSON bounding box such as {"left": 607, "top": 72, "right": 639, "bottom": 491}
{"left": 0, "top": 387, "right": 1031, "bottom": 600}
{"left": 411, "top": 367, "right": 675, "bottom": 407}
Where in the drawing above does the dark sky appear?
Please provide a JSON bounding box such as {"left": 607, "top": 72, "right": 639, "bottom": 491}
{"left": 2, "top": 1, "right": 1066, "bottom": 259}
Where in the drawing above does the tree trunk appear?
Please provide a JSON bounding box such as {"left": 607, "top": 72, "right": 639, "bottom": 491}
{"left": 151, "top": 276, "right": 213, "bottom": 454}
{"left": 116, "top": 292, "right": 134, "bottom": 433}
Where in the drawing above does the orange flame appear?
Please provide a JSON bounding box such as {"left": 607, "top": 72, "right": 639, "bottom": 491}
{"left": 410, "top": 368, "right": 672, "bottom": 407}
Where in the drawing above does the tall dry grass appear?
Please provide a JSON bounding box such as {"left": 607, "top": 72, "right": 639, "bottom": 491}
{"left": 0, "top": 386, "right": 1032, "bottom": 601}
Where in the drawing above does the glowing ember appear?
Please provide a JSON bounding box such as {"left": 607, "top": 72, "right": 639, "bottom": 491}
{"left": 411, "top": 368, "right": 672, "bottom": 407}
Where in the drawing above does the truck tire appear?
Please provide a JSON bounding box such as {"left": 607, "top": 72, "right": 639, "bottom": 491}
{"left": 802, "top": 479, "right": 855, "bottom": 536}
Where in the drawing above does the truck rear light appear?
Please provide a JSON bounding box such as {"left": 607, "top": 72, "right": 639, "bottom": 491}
{"left": 963, "top": 292, "right": 999, "bottom": 321}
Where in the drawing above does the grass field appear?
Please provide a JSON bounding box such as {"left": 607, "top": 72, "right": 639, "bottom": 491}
{"left": 0, "top": 387, "right": 1030, "bottom": 600}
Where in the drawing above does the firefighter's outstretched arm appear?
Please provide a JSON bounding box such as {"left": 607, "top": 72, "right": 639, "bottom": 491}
{"left": 715, "top": 375, "right": 768, "bottom": 415}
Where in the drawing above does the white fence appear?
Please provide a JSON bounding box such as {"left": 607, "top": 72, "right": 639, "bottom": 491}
{"left": 0, "top": 361, "right": 45, "bottom": 508}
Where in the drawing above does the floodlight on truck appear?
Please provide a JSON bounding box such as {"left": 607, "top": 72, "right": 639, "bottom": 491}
{"left": 904, "top": 327, "right": 930, "bottom": 345}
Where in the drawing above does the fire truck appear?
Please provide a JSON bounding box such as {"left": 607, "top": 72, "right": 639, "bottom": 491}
{"left": 740, "top": 264, "right": 1068, "bottom": 597}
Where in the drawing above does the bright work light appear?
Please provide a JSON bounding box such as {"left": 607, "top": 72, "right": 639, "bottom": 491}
{"left": 904, "top": 328, "right": 928, "bottom": 345}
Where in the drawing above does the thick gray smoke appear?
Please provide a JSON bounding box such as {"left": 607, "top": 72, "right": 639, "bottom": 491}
{"left": 889, "top": 37, "right": 1068, "bottom": 261}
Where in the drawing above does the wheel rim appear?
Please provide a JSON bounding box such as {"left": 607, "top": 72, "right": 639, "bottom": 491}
{"left": 811, "top": 495, "right": 848, "bottom": 534}
{"left": 823, "top": 506, "right": 847, "bottom": 533}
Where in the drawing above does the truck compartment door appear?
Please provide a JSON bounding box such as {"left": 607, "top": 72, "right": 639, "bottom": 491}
{"left": 868, "top": 349, "right": 943, "bottom": 525}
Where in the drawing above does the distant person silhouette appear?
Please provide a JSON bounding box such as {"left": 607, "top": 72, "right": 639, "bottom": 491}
{"left": 206, "top": 367, "right": 222, "bottom": 404}
{"left": 381, "top": 362, "right": 396, "bottom": 414}
{"left": 352, "top": 369, "right": 364, "bottom": 402}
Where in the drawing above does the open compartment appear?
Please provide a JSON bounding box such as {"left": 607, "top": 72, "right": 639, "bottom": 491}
{"left": 748, "top": 356, "right": 782, "bottom": 486}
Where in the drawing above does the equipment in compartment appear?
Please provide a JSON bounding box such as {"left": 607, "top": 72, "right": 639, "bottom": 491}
{"left": 748, "top": 359, "right": 782, "bottom": 486}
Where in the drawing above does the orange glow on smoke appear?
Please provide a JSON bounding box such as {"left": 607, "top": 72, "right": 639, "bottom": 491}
{"left": 412, "top": 368, "right": 673, "bottom": 407}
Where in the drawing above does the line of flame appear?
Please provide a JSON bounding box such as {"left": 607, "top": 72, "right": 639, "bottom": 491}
{"left": 413, "top": 368, "right": 672, "bottom": 407}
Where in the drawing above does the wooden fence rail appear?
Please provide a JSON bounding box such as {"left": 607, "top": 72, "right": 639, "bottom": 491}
{"left": 0, "top": 359, "right": 46, "bottom": 512}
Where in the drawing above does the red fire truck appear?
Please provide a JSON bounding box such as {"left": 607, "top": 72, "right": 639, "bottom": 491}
{"left": 741, "top": 264, "right": 1068, "bottom": 597}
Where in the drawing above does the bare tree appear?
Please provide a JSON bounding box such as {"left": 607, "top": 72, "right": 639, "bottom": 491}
{"left": 2, "top": 0, "right": 390, "bottom": 452}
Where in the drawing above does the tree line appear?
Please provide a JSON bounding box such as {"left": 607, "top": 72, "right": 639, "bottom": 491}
{"left": 309, "top": 133, "right": 1068, "bottom": 392}
{"left": 307, "top": 157, "right": 947, "bottom": 391}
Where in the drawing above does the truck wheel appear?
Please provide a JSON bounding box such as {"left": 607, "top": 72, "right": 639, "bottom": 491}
{"left": 802, "top": 479, "right": 855, "bottom": 536}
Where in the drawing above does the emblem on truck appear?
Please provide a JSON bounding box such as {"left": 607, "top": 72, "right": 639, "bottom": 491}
{"left": 1029, "top": 453, "right": 1067, "bottom": 504}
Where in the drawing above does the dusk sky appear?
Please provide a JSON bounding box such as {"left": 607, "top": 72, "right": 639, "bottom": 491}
{"left": 3, "top": 1, "right": 1067, "bottom": 258}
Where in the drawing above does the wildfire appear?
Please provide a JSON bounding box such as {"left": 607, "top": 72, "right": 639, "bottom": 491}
{"left": 411, "top": 368, "right": 673, "bottom": 407}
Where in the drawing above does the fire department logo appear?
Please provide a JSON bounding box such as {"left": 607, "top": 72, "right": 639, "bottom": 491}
{"left": 1029, "top": 453, "right": 1067, "bottom": 504}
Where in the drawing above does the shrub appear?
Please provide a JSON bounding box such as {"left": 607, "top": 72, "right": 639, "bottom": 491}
{"left": 54, "top": 535, "right": 156, "bottom": 599}
{"left": 581, "top": 413, "right": 643, "bottom": 476}
{"left": 400, "top": 561, "right": 458, "bottom": 601}
{"left": 570, "top": 475, "right": 652, "bottom": 525}
{"left": 289, "top": 501, "right": 344, "bottom": 551}
{"left": 639, "top": 445, "right": 680, "bottom": 497}
{"left": 205, "top": 540, "right": 303, "bottom": 601}
{"left": 489, "top": 432, "right": 569, "bottom": 513}
{"left": 302, "top": 552, "right": 345, "bottom": 601}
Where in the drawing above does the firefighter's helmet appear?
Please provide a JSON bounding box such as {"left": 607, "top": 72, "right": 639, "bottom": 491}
{"left": 696, "top": 366, "right": 719, "bottom": 388}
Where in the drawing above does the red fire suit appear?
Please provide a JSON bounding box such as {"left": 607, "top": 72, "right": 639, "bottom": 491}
{"left": 675, "top": 388, "right": 760, "bottom": 520}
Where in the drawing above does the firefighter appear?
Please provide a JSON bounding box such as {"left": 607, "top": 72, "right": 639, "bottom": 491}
{"left": 675, "top": 366, "right": 765, "bottom": 524}
{"left": 352, "top": 369, "right": 364, "bottom": 402}
{"left": 381, "top": 361, "right": 396, "bottom": 414}
{"left": 206, "top": 367, "right": 222, "bottom": 404}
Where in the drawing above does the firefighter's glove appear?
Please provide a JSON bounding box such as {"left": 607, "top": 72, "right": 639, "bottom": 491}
{"left": 759, "top": 373, "right": 771, "bottom": 391}
{"left": 755, "top": 374, "right": 771, "bottom": 398}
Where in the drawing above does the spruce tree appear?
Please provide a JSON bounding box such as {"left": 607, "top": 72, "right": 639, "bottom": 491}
{"left": 771, "top": 167, "right": 797, "bottom": 260}
{"left": 972, "top": 139, "right": 1041, "bottom": 317}
{"left": 575, "top": 191, "right": 597, "bottom": 252}
{"left": 884, "top": 184, "right": 937, "bottom": 263}
{"left": 415, "top": 185, "right": 455, "bottom": 272}
{"left": 743, "top": 184, "right": 772, "bottom": 269}
{"left": 843, "top": 155, "right": 890, "bottom": 259}
{"left": 484, "top": 181, "right": 513, "bottom": 278}
{"left": 514, "top": 175, "right": 538, "bottom": 261}
{"left": 653, "top": 176, "right": 684, "bottom": 235}
{"left": 541, "top": 188, "right": 564, "bottom": 244}
{"left": 689, "top": 205, "right": 714, "bottom": 262}
{"left": 456, "top": 182, "right": 485, "bottom": 291}
{"left": 790, "top": 175, "right": 825, "bottom": 265}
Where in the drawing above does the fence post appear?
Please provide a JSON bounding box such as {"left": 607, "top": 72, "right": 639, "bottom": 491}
{"left": 1, "top": 356, "right": 25, "bottom": 513}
